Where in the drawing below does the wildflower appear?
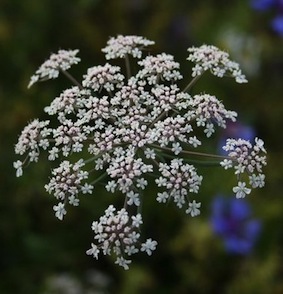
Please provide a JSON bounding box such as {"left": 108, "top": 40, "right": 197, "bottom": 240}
{"left": 218, "top": 121, "right": 256, "bottom": 155}
{"left": 82, "top": 63, "right": 124, "bottom": 92}
{"left": 14, "top": 119, "right": 52, "bottom": 166}
{"left": 15, "top": 35, "right": 267, "bottom": 269}
{"left": 250, "top": 0, "right": 283, "bottom": 35}
{"left": 45, "top": 160, "right": 93, "bottom": 218}
{"left": 211, "top": 196, "right": 261, "bottom": 254}
{"left": 86, "top": 206, "right": 157, "bottom": 269}
{"left": 250, "top": 0, "right": 274, "bottom": 10}
{"left": 220, "top": 137, "right": 267, "bottom": 196}
{"left": 28, "top": 49, "right": 80, "bottom": 88}
{"left": 13, "top": 160, "right": 23, "bottom": 177}
{"left": 233, "top": 182, "right": 252, "bottom": 198}
{"left": 141, "top": 238, "right": 158, "bottom": 256}
{"left": 102, "top": 35, "right": 155, "bottom": 59}
{"left": 187, "top": 45, "right": 247, "bottom": 83}
{"left": 53, "top": 202, "right": 67, "bottom": 220}
{"left": 186, "top": 200, "right": 201, "bottom": 217}
{"left": 271, "top": 15, "right": 283, "bottom": 36}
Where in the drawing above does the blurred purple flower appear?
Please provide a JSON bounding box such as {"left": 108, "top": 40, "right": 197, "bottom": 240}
{"left": 250, "top": 0, "right": 275, "bottom": 10}
{"left": 250, "top": 0, "right": 283, "bottom": 35}
{"left": 271, "top": 15, "right": 283, "bottom": 34}
{"left": 211, "top": 196, "right": 261, "bottom": 254}
{"left": 218, "top": 121, "right": 255, "bottom": 155}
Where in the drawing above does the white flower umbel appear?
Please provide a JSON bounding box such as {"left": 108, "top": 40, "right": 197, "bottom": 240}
{"left": 102, "top": 35, "right": 155, "bottom": 59}
{"left": 45, "top": 159, "right": 93, "bottom": 218}
{"left": 86, "top": 205, "right": 157, "bottom": 270}
{"left": 28, "top": 49, "right": 80, "bottom": 88}
{"left": 187, "top": 44, "right": 248, "bottom": 83}
{"left": 221, "top": 137, "right": 267, "bottom": 198}
{"left": 15, "top": 35, "right": 267, "bottom": 269}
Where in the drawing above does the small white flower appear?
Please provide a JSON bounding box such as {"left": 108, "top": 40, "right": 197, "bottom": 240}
{"left": 136, "top": 178, "right": 148, "bottom": 189}
{"left": 126, "top": 191, "right": 140, "bottom": 206}
{"left": 13, "top": 160, "right": 23, "bottom": 177}
{"left": 186, "top": 200, "right": 201, "bottom": 217}
{"left": 141, "top": 238, "right": 158, "bottom": 256}
{"left": 53, "top": 202, "right": 67, "bottom": 220}
{"left": 255, "top": 137, "right": 266, "bottom": 153}
{"left": 72, "top": 141, "right": 83, "bottom": 152}
{"left": 220, "top": 159, "right": 233, "bottom": 169}
{"left": 188, "top": 136, "right": 201, "bottom": 148}
{"left": 144, "top": 148, "right": 156, "bottom": 159}
{"left": 29, "top": 150, "right": 39, "bottom": 162}
{"left": 48, "top": 147, "right": 59, "bottom": 161}
{"left": 156, "top": 192, "right": 169, "bottom": 203}
{"left": 233, "top": 181, "right": 251, "bottom": 198}
{"left": 204, "top": 123, "right": 215, "bottom": 137}
{"left": 124, "top": 245, "right": 139, "bottom": 256}
{"left": 68, "top": 195, "right": 79, "bottom": 206}
{"left": 131, "top": 214, "right": 143, "bottom": 227}
{"left": 81, "top": 183, "right": 94, "bottom": 194}
{"left": 172, "top": 142, "right": 182, "bottom": 155}
{"left": 115, "top": 257, "right": 131, "bottom": 270}
{"left": 249, "top": 174, "right": 266, "bottom": 188}
{"left": 105, "top": 180, "right": 117, "bottom": 193}
{"left": 86, "top": 243, "right": 99, "bottom": 259}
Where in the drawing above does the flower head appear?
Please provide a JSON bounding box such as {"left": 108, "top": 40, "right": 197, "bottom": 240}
{"left": 28, "top": 49, "right": 80, "bottom": 88}
{"left": 87, "top": 205, "right": 157, "bottom": 269}
{"left": 271, "top": 15, "right": 283, "bottom": 35}
{"left": 218, "top": 121, "right": 256, "bottom": 155}
{"left": 15, "top": 35, "right": 267, "bottom": 270}
{"left": 187, "top": 44, "right": 247, "bottom": 83}
{"left": 102, "top": 35, "right": 155, "bottom": 59}
{"left": 220, "top": 137, "right": 267, "bottom": 196}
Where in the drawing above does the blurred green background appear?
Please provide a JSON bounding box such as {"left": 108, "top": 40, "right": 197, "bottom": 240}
{"left": 1, "top": 0, "right": 283, "bottom": 293}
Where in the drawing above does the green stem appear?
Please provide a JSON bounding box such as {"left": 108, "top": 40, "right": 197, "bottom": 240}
{"left": 125, "top": 54, "right": 131, "bottom": 79}
{"left": 182, "top": 72, "right": 203, "bottom": 93}
{"left": 158, "top": 151, "right": 222, "bottom": 166}
{"left": 60, "top": 69, "right": 83, "bottom": 89}
{"left": 149, "top": 143, "right": 231, "bottom": 160}
{"left": 89, "top": 172, "right": 108, "bottom": 186}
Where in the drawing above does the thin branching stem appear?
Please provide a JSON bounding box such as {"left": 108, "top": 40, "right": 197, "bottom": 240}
{"left": 125, "top": 54, "right": 131, "bottom": 79}
{"left": 149, "top": 143, "right": 232, "bottom": 160}
{"left": 182, "top": 72, "right": 204, "bottom": 93}
{"left": 60, "top": 69, "right": 83, "bottom": 89}
{"left": 89, "top": 172, "right": 108, "bottom": 186}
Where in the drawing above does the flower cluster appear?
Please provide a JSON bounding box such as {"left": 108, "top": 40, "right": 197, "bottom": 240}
{"left": 45, "top": 159, "right": 93, "bottom": 220}
{"left": 15, "top": 35, "right": 267, "bottom": 269}
{"left": 186, "top": 93, "right": 238, "bottom": 137}
{"left": 156, "top": 158, "right": 203, "bottom": 215}
{"left": 28, "top": 49, "right": 80, "bottom": 88}
{"left": 220, "top": 137, "right": 267, "bottom": 198}
{"left": 102, "top": 35, "right": 155, "bottom": 59}
{"left": 14, "top": 119, "right": 52, "bottom": 163}
{"left": 187, "top": 44, "right": 248, "bottom": 83}
{"left": 86, "top": 205, "right": 157, "bottom": 270}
